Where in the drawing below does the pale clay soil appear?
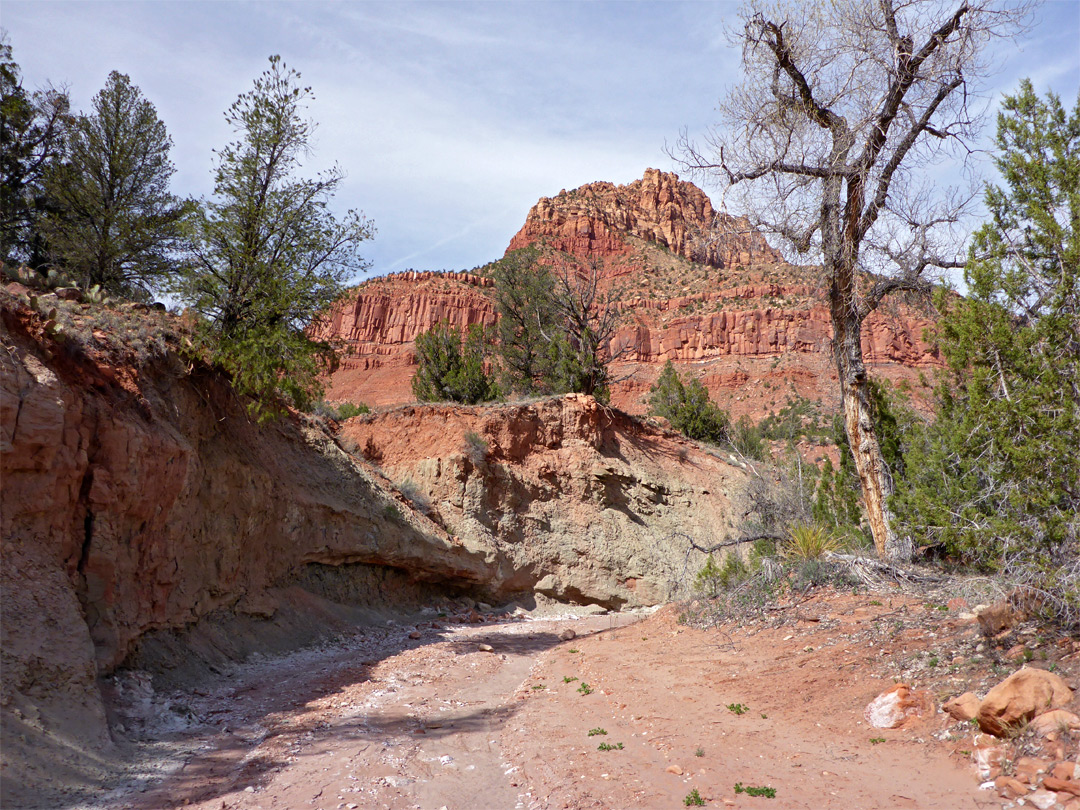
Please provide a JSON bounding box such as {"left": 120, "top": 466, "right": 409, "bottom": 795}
{"left": 73, "top": 592, "right": 1078, "bottom": 810}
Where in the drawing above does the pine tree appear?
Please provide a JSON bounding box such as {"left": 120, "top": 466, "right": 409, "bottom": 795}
{"left": 177, "top": 56, "right": 373, "bottom": 418}
{"left": 43, "top": 71, "right": 189, "bottom": 297}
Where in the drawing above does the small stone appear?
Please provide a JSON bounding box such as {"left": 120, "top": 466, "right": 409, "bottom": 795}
{"left": 408, "top": 630, "right": 422, "bottom": 639}
{"left": 1052, "top": 762, "right": 1080, "bottom": 781}
{"left": 976, "top": 600, "right": 1020, "bottom": 636}
{"left": 478, "top": 643, "right": 494, "bottom": 652}
{"left": 559, "top": 628, "right": 576, "bottom": 641}
{"left": 1031, "top": 710, "right": 1080, "bottom": 738}
{"left": 665, "top": 764, "right": 683, "bottom": 775}
{"left": 1015, "top": 756, "right": 1051, "bottom": 784}
{"left": 1044, "top": 777, "right": 1080, "bottom": 797}
{"left": 943, "top": 692, "right": 981, "bottom": 722}
{"left": 865, "top": 683, "right": 934, "bottom": 729}
{"left": 994, "top": 776, "right": 1028, "bottom": 799}
{"left": 1004, "top": 644, "right": 1029, "bottom": 662}
{"left": 1027, "top": 788, "right": 1059, "bottom": 810}
{"left": 244, "top": 785, "right": 255, "bottom": 793}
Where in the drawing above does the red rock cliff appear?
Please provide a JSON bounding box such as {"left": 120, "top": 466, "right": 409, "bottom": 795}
{"left": 506, "top": 168, "right": 781, "bottom": 268}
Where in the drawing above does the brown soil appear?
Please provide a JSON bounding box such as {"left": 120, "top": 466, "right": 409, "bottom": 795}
{"left": 73, "top": 591, "right": 1079, "bottom": 810}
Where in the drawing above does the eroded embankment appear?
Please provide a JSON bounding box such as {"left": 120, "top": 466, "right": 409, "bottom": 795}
{"left": 0, "top": 294, "right": 747, "bottom": 808}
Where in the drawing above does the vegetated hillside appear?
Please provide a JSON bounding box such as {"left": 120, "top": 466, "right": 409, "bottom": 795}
{"left": 0, "top": 288, "right": 744, "bottom": 805}
{"left": 316, "top": 169, "right": 941, "bottom": 417}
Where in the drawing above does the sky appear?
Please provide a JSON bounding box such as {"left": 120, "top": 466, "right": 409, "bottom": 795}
{"left": 4, "top": 1, "right": 1079, "bottom": 283}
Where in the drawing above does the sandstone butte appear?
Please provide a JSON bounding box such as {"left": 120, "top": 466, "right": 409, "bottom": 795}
{"left": 315, "top": 168, "right": 942, "bottom": 417}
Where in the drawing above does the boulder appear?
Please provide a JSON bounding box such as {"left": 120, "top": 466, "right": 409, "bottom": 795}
{"left": 943, "top": 691, "right": 981, "bottom": 721}
{"left": 864, "top": 683, "right": 934, "bottom": 729}
{"left": 994, "top": 776, "right": 1028, "bottom": 799}
{"left": 977, "top": 669, "right": 1074, "bottom": 736}
{"left": 1030, "top": 710, "right": 1080, "bottom": 739}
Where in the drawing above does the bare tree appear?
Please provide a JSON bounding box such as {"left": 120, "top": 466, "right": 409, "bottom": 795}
{"left": 546, "top": 257, "right": 630, "bottom": 401}
{"left": 675, "top": 0, "right": 1032, "bottom": 560}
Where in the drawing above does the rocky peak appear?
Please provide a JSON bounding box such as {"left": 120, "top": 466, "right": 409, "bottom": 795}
{"left": 506, "top": 168, "right": 781, "bottom": 268}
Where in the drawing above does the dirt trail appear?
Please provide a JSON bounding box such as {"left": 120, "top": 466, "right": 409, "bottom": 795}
{"left": 89, "top": 598, "right": 1004, "bottom": 810}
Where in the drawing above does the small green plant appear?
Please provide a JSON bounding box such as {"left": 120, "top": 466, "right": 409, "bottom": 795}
{"left": 684, "top": 788, "right": 706, "bottom": 806}
{"left": 783, "top": 523, "right": 841, "bottom": 560}
{"left": 568, "top": 648, "right": 579, "bottom": 654}
{"left": 760, "top": 713, "right": 768, "bottom": 719}
{"left": 869, "top": 600, "right": 883, "bottom": 606}
{"left": 588, "top": 728, "right": 607, "bottom": 736}
{"left": 577, "top": 682, "right": 593, "bottom": 695}
{"left": 597, "top": 741, "right": 623, "bottom": 751}
{"left": 383, "top": 503, "right": 401, "bottom": 521}
{"left": 726, "top": 702, "right": 749, "bottom": 715}
{"left": 735, "top": 783, "right": 776, "bottom": 798}
{"left": 531, "top": 684, "right": 545, "bottom": 690}
{"left": 927, "top": 656, "right": 939, "bottom": 668}
{"left": 694, "top": 747, "right": 705, "bottom": 757}
{"left": 870, "top": 737, "right": 886, "bottom": 745}
{"left": 563, "top": 675, "right": 578, "bottom": 683}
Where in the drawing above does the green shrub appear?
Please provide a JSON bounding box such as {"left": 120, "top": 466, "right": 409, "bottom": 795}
{"left": 412, "top": 321, "right": 500, "bottom": 404}
{"left": 649, "top": 361, "right": 729, "bottom": 444}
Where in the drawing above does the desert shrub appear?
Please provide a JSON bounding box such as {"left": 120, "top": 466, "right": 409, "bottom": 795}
{"left": 312, "top": 400, "right": 370, "bottom": 421}
{"left": 463, "top": 430, "right": 487, "bottom": 464}
{"left": 398, "top": 478, "right": 430, "bottom": 513}
{"left": 729, "top": 414, "right": 768, "bottom": 461}
{"left": 783, "top": 524, "right": 841, "bottom": 560}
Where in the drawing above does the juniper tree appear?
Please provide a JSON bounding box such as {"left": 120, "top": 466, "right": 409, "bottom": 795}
{"left": 893, "top": 83, "right": 1079, "bottom": 598}
{"left": 0, "top": 35, "right": 69, "bottom": 269}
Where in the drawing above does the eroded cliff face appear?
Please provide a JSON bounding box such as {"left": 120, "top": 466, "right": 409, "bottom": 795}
{"left": 0, "top": 298, "right": 493, "bottom": 804}
{"left": 340, "top": 395, "right": 747, "bottom": 608}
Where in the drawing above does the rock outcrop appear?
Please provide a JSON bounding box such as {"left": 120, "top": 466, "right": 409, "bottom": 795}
{"left": 0, "top": 293, "right": 744, "bottom": 804}
{"left": 339, "top": 395, "right": 748, "bottom": 609}
{"left": 507, "top": 168, "right": 780, "bottom": 268}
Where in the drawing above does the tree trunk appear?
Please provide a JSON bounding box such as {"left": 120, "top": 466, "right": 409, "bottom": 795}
{"left": 831, "top": 307, "right": 912, "bottom": 561}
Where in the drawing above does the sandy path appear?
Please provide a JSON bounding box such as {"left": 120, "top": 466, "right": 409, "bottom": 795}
{"left": 94, "top": 598, "right": 1001, "bottom": 810}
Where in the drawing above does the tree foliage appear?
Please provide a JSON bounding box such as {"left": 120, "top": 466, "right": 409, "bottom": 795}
{"left": 412, "top": 321, "right": 499, "bottom": 404}
{"left": 675, "top": 0, "right": 1031, "bottom": 560}
{"left": 490, "top": 246, "right": 559, "bottom": 394}
{"left": 176, "top": 55, "right": 373, "bottom": 418}
{"left": 893, "top": 82, "right": 1079, "bottom": 595}
{"left": 42, "top": 71, "right": 189, "bottom": 298}
{"left": 648, "top": 360, "right": 730, "bottom": 444}
{"left": 489, "top": 250, "right": 624, "bottom": 403}
{"left": 0, "top": 34, "right": 69, "bottom": 269}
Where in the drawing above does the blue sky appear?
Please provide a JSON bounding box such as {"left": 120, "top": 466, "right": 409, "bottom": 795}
{"left": 4, "top": 1, "right": 1078, "bottom": 282}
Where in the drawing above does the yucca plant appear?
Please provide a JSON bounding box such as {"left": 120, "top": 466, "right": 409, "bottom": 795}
{"left": 783, "top": 524, "right": 840, "bottom": 560}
